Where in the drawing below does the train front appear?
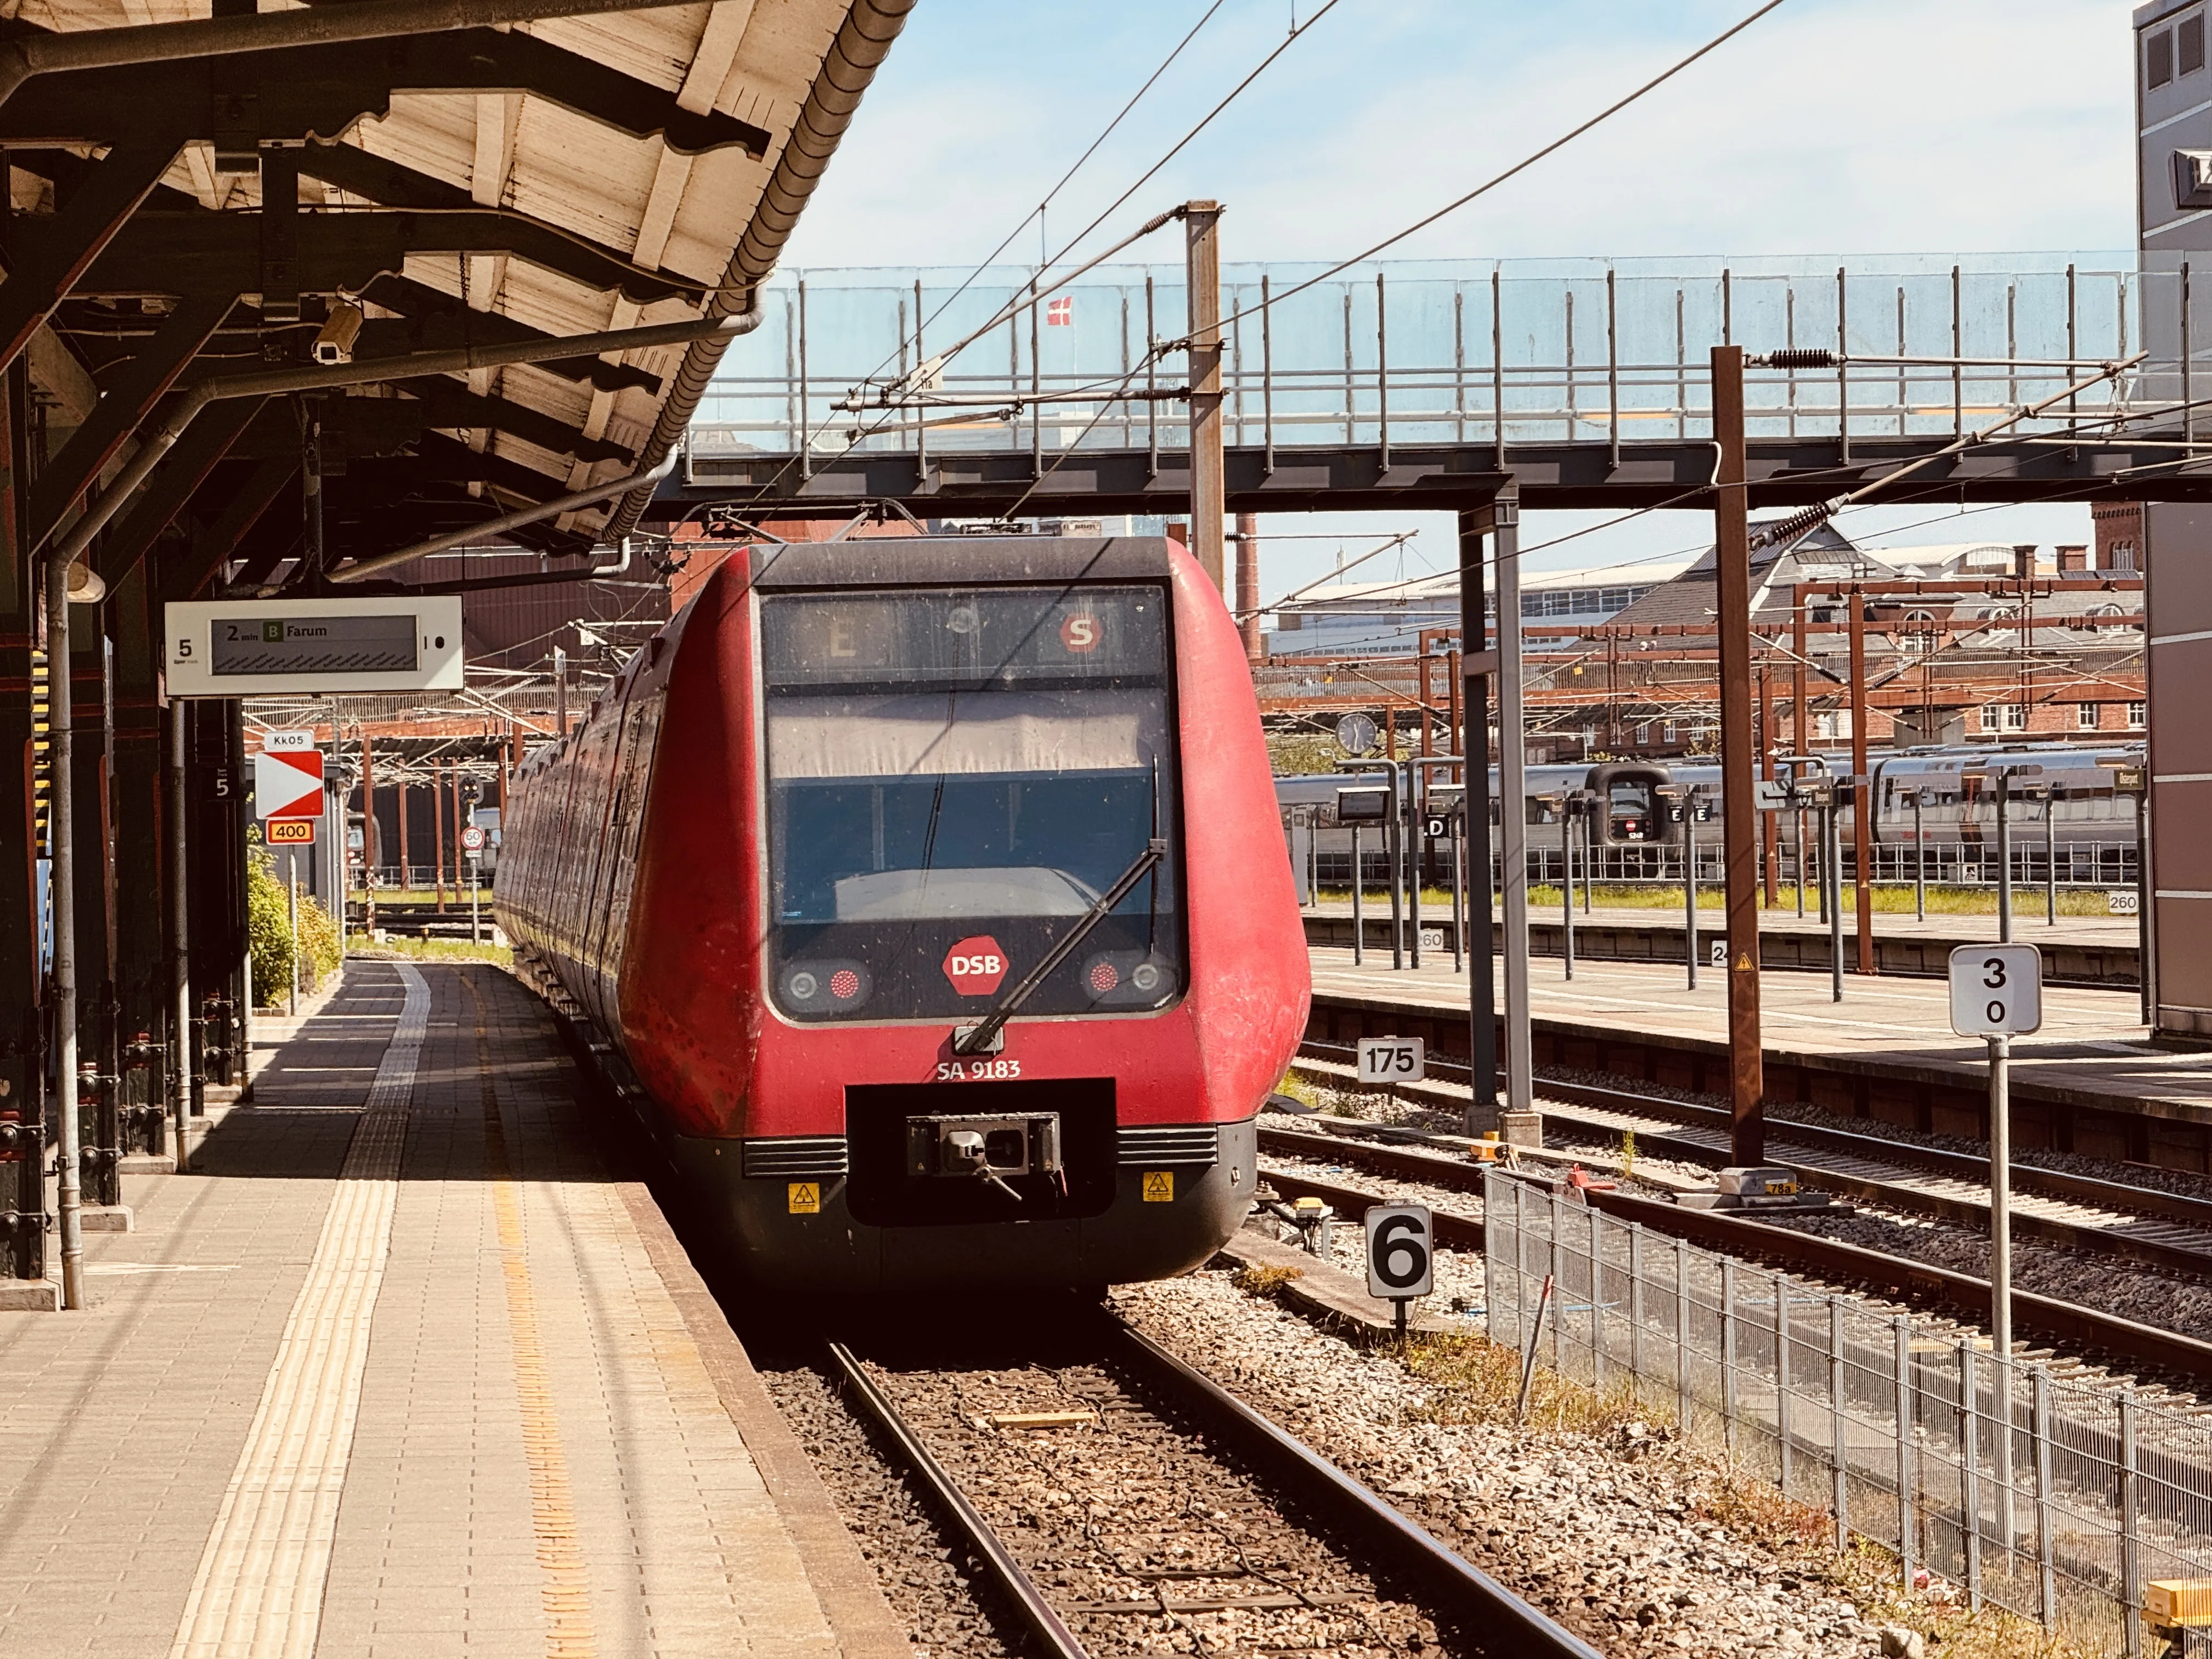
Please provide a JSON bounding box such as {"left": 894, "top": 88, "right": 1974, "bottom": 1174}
{"left": 642, "top": 537, "right": 1308, "bottom": 1294}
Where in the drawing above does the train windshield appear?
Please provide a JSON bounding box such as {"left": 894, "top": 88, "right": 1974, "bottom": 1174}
{"left": 760, "top": 585, "right": 1182, "bottom": 1023}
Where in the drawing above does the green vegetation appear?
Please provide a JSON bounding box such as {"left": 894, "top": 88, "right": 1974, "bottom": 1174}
{"left": 247, "top": 851, "right": 341, "bottom": 1006}
{"left": 354, "top": 884, "right": 493, "bottom": 905}
{"left": 346, "top": 934, "right": 514, "bottom": 967}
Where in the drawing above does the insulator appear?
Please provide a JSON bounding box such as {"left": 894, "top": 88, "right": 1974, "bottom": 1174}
{"left": 1750, "top": 504, "right": 1834, "bottom": 550}
{"left": 1764, "top": 348, "right": 1836, "bottom": 370}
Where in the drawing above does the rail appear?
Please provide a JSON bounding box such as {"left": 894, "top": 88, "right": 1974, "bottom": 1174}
{"left": 828, "top": 1318, "right": 1604, "bottom": 1659}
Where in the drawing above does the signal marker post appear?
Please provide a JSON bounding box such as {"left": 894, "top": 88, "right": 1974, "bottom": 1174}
{"left": 462, "top": 823, "right": 486, "bottom": 943}
{"left": 1949, "top": 943, "right": 2043, "bottom": 1369}
{"left": 1365, "top": 1204, "right": 1434, "bottom": 1347}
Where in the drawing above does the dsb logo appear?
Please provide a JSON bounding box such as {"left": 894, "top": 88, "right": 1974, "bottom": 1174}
{"left": 943, "top": 936, "right": 1010, "bottom": 996}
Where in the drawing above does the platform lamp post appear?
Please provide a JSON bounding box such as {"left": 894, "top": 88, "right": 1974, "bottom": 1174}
{"left": 1966, "top": 763, "right": 2042, "bottom": 945}
{"left": 2101, "top": 759, "right": 2152, "bottom": 1024}
{"left": 1340, "top": 759, "right": 1403, "bottom": 969}
{"left": 1904, "top": 786, "right": 1927, "bottom": 922}
{"left": 2042, "top": 780, "right": 2058, "bottom": 927}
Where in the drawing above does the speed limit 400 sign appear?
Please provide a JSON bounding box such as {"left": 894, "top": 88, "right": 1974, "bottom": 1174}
{"left": 1364, "top": 1205, "right": 1434, "bottom": 1301}
{"left": 1948, "top": 944, "right": 2043, "bottom": 1037}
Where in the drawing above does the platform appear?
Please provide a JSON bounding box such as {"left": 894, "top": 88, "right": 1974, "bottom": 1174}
{"left": 1307, "top": 944, "right": 2212, "bottom": 1166}
{"left": 0, "top": 960, "right": 904, "bottom": 1659}
{"left": 1302, "top": 901, "right": 2143, "bottom": 986}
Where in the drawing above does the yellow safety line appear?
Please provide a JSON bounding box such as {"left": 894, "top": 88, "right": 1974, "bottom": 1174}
{"left": 472, "top": 978, "right": 599, "bottom": 1659}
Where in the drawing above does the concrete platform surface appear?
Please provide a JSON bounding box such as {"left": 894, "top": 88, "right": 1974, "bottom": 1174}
{"left": 1311, "top": 899, "right": 2139, "bottom": 949}
{"left": 1308, "top": 945, "right": 2212, "bottom": 1123}
{"left": 0, "top": 960, "right": 904, "bottom": 1659}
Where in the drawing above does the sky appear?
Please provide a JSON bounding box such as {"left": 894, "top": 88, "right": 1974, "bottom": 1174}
{"left": 777, "top": 1, "right": 2145, "bottom": 601}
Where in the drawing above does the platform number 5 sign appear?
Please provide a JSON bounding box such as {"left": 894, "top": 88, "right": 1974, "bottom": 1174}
{"left": 1948, "top": 943, "right": 2043, "bottom": 1037}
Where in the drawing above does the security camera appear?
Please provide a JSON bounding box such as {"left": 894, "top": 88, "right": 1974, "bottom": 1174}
{"left": 312, "top": 301, "right": 365, "bottom": 365}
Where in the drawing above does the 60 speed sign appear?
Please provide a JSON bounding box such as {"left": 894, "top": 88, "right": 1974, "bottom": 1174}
{"left": 1364, "top": 1205, "right": 1434, "bottom": 1300}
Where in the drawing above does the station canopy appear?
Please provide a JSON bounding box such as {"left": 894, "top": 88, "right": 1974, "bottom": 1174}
{"left": 6, "top": 0, "right": 907, "bottom": 595}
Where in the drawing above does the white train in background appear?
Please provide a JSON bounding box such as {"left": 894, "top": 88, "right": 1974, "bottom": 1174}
{"left": 1277, "top": 743, "right": 2145, "bottom": 881}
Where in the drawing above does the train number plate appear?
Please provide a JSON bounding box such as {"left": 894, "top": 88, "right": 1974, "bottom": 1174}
{"left": 934, "top": 1058, "right": 1023, "bottom": 1081}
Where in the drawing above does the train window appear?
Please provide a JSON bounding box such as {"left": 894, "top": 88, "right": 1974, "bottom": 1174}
{"left": 1608, "top": 781, "right": 1653, "bottom": 842}
{"left": 760, "top": 585, "right": 1183, "bottom": 1024}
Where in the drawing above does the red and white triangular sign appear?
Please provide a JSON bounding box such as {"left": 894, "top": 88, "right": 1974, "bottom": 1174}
{"left": 254, "top": 748, "right": 324, "bottom": 819}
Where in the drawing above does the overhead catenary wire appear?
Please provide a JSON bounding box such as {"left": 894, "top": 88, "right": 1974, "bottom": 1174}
{"left": 1172, "top": 0, "right": 1791, "bottom": 346}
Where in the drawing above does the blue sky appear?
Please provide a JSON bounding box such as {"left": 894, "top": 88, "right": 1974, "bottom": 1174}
{"left": 783, "top": 1, "right": 2142, "bottom": 598}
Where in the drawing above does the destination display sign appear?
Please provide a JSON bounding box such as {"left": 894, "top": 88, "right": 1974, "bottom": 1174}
{"left": 165, "top": 597, "right": 465, "bottom": 697}
{"left": 212, "top": 613, "right": 418, "bottom": 677}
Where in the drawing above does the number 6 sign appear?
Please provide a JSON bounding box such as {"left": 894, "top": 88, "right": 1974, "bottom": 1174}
{"left": 1948, "top": 943, "right": 2043, "bottom": 1036}
{"left": 1364, "top": 1205, "right": 1434, "bottom": 1300}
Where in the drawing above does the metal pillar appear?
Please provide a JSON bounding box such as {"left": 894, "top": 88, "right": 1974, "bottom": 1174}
{"left": 1996, "top": 773, "right": 2013, "bottom": 944}
{"left": 1710, "top": 346, "right": 1765, "bottom": 1164}
{"left": 1184, "top": 200, "right": 1225, "bottom": 595}
{"left": 1849, "top": 587, "right": 1875, "bottom": 975}
{"left": 47, "top": 554, "right": 83, "bottom": 1310}
{"left": 1495, "top": 487, "right": 1532, "bottom": 1114}
{"left": 1988, "top": 1032, "right": 2013, "bottom": 1366}
{"left": 0, "top": 362, "right": 42, "bottom": 1282}
{"left": 1458, "top": 508, "right": 1497, "bottom": 1119}
{"left": 168, "top": 699, "right": 190, "bottom": 1169}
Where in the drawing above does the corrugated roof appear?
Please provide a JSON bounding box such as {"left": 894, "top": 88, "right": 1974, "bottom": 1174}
{"left": 22, "top": 0, "right": 896, "bottom": 573}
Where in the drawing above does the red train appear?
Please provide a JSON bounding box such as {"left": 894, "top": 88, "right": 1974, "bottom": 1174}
{"left": 499, "top": 535, "right": 1310, "bottom": 1293}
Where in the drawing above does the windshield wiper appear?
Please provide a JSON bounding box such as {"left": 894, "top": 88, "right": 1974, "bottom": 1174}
{"left": 950, "top": 837, "right": 1167, "bottom": 1056}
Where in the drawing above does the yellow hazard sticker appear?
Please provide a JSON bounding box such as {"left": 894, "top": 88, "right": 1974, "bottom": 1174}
{"left": 1141, "top": 1171, "right": 1173, "bottom": 1203}
{"left": 1735, "top": 953, "right": 1753, "bottom": 972}
{"left": 787, "top": 1182, "right": 820, "bottom": 1215}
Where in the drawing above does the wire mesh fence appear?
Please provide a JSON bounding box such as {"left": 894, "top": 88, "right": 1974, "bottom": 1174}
{"left": 1485, "top": 1170, "right": 2212, "bottom": 1656}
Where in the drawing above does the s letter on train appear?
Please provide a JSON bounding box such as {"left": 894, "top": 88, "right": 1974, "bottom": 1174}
{"left": 498, "top": 535, "right": 1311, "bottom": 1293}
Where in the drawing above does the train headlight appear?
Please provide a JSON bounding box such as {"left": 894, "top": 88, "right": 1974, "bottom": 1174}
{"left": 1080, "top": 951, "right": 1175, "bottom": 1007}
{"left": 780, "top": 960, "right": 872, "bottom": 1015}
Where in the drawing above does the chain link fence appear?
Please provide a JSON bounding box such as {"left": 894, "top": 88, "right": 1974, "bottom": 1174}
{"left": 1485, "top": 1171, "right": 2212, "bottom": 1655}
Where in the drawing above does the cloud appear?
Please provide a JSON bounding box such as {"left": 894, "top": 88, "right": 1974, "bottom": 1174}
{"left": 778, "top": 0, "right": 2124, "bottom": 588}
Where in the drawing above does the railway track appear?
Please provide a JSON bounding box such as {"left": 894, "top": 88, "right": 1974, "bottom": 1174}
{"left": 1295, "top": 1041, "right": 2212, "bottom": 1278}
{"left": 825, "top": 1314, "right": 1603, "bottom": 1659}
{"left": 1256, "top": 1101, "right": 2212, "bottom": 1390}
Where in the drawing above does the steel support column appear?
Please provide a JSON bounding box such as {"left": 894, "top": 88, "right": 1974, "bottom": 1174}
{"left": 0, "top": 363, "right": 41, "bottom": 1282}
{"left": 1494, "top": 486, "right": 1532, "bottom": 1116}
{"left": 107, "top": 561, "right": 168, "bottom": 1158}
{"left": 1458, "top": 507, "right": 1497, "bottom": 1119}
{"left": 1849, "top": 586, "right": 1875, "bottom": 975}
{"left": 1711, "top": 347, "right": 1765, "bottom": 1165}
{"left": 1184, "top": 201, "right": 1225, "bottom": 595}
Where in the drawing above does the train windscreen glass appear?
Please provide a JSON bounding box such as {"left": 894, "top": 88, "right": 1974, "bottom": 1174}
{"left": 760, "top": 585, "right": 1182, "bottom": 1022}
{"left": 1610, "top": 781, "right": 1652, "bottom": 842}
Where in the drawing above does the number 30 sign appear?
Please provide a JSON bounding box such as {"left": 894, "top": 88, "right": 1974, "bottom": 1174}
{"left": 1948, "top": 943, "right": 2043, "bottom": 1037}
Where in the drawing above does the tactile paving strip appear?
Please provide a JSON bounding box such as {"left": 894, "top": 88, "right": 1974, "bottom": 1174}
{"left": 168, "top": 963, "right": 428, "bottom": 1659}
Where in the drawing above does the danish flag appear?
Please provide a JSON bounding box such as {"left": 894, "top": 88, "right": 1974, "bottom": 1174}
{"left": 1046, "top": 295, "right": 1073, "bottom": 327}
